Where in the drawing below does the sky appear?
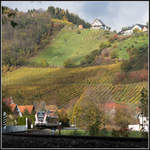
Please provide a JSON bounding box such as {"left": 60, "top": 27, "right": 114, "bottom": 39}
{"left": 2, "top": 1, "right": 149, "bottom": 31}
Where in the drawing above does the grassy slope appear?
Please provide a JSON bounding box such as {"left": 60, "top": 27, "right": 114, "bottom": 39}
{"left": 2, "top": 63, "right": 147, "bottom": 108}
{"left": 29, "top": 26, "right": 148, "bottom": 67}
{"left": 29, "top": 28, "right": 110, "bottom": 66}
{"left": 111, "top": 32, "right": 148, "bottom": 60}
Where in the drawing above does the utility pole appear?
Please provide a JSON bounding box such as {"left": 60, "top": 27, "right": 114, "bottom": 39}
{"left": 58, "top": 122, "right": 62, "bottom": 135}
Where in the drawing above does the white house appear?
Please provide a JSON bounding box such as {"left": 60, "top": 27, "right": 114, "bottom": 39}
{"left": 119, "top": 24, "right": 148, "bottom": 35}
{"left": 132, "top": 24, "right": 148, "bottom": 32}
{"left": 91, "top": 18, "right": 110, "bottom": 30}
{"left": 128, "top": 115, "right": 149, "bottom": 132}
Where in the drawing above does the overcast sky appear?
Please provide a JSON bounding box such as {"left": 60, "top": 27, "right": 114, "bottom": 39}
{"left": 2, "top": 1, "right": 149, "bottom": 31}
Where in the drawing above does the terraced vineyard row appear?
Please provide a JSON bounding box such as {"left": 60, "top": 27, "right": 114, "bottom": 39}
{"left": 82, "top": 81, "right": 147, "bottom": 105}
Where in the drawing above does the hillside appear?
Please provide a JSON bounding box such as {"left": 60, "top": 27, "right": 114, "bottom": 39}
{"left": 29, "top": 28, "right": 111, "bottom": 66}
{"left": 29, "top": 26, "right": 148, "bottom": 68}
{"left": 2, "top": 63, "right": 148, "bottom": 109}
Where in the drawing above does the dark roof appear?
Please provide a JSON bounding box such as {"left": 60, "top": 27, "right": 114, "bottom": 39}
{"left": 121, "top": 26, "right": 133, "bottom": 32}
{"left": 134, "top": 24, "right": 147, "bottom": 29}
{"left": 96, "top": 18, "right": 105, "bottom": 25}
{"left": 92, "top": 18, "right": 105, "bottom": 26}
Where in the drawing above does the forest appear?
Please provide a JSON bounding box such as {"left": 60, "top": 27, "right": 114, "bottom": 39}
{"left": 2, "top": 6, "right": 90, "bottom": 71}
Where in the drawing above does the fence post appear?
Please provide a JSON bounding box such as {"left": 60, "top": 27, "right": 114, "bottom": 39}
{"left": 26, "top": 117, "right": 28, "bottom": 129}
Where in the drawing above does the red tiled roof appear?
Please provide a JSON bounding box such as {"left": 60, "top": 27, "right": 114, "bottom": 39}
{"left": 9, "top": 104, "right": 17, "bottom": 112}
{"left": 104, "top": 102, "right": 128, "bottom": 110}
{"left": 18, "top": 105, "right": 34, "bottom": 114}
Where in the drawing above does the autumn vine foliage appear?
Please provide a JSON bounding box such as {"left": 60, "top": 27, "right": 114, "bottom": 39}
{"left": 71, "top": 88, "right": 105, "bottom": 131}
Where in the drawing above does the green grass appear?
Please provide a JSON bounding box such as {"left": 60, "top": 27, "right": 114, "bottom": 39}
{"left": 60, "top": 129, "right": 87, "bottom": 136}
{"left": 55, "top": 129, "right": 144, "bottom": 137}
{"left": 29, "top": 28, "right": 110, "bottom": 66}
{"left": 112, "top": 32, "right": 148, "bottom": 60}
{"left": 29, "top": 27, "right": 148, "bottom": 67}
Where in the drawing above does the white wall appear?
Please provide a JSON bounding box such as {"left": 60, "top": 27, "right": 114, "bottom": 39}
{"left": 123, "top": 29, "right": 133, "bottom": 35}
{"left": 128, "top": 124, "right": 140, "bottom": 131}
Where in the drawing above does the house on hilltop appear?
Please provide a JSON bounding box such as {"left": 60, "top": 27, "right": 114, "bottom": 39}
{"left": 91, "top": 18, "right": 110, "bottom": 30}
{"left": 119, "top": 24, "right": 148, "bottom": 35}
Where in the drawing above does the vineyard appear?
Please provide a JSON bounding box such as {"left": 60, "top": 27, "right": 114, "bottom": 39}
{"left": 2, "top": 62, "right": 148, "bottom": 108}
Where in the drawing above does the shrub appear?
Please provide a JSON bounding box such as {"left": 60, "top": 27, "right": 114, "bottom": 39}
{"left": 114, "top": 69, "right": 148, "bottom": 84}
{"left": 111, "top": 50, "right": 118, "bottom": 59}
{"left": 40, "top": 59, "right": 49, "bottom": 67}
{"left": 99, "top": 128, "right": 108, "bottom": 136}
{"left": 71, "top": 130, "right": 83, "bottom": 136}
{"left": 80, "top": 49, "right": 103, "bottom": 66}
{"left": 121, "top": 60, "right": 132, "bottom": 72}
{"left": 129, "top": 69, "right": 148, "bottom": 82}
{"left": 112, "top": 128, "right": 130, "bottom": 137}
{"left": 108, "top": 34, "right": 118, "bottom": 43}
{"left": 88, "top": 123, "right": 100, "bottom": 136}
{"left": 112, "top": 129, "right": 120, "bottom": 137}
{"left": 77, "top": 30, "right": 81, "bottom": 34}
{"left": 113, "top": 44, "right": 118, "bottom": 48}
{"left": 64, "top": 58, "right": 75, "bottom": 68}
{"left": 57, "top": 108, "right": 70, "bottom": 127}
{"left": 2, "top": 65, "right": 9, "bottom": 73}
{"left": 103, "top": 50, "right": 109, "bottom": 57}
{"left": 2, "top": 102, "right": 12, "bottom": 115}
{"left": 17, "top": 116, "right": 26, "bottom": 125}
{"left": 141, "top": 131, "right": 148, "bottom": 138}
{"left": 99, "top": 42, "right": 111, "bottom": 50}
{"left": 113, "top": 72, "right": 128, "bottom": 84}
{"left": 114, "top": 106, "right": 133, "bottom": 130}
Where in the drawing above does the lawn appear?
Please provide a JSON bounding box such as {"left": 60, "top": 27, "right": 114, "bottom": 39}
{"left": 55, "top": 129, "right": 145, "bottom": 138}
{"left": 29, "top": 28, "right": 109, "bottom": 66}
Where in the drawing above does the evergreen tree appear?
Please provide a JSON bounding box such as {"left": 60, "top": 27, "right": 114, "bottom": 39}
{"left": 139, "top": 88, "right": 148, "bottom": 117}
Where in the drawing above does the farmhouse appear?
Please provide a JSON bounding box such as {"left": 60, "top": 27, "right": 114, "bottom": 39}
{"left": 2, "top": 97, "right": 22, "bottom": 117}
{"left": 9, "top": 104, "right": 22, "bottom": 117}
{"left": 91, "top": 18, "right": 110, "bottom": 30}
{"left": 119, "top": 24, "right": 148, "bottom": 35}
{"left": 18, "top": 105, "right": 35, "bottom": 115}
{"left": 132, "top": 24, "right": 148, "bottom": 32}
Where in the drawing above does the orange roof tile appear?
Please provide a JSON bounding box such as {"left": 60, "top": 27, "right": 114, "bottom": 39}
{"left": 18, "top": 105, "right": 34, "bottom": 114}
